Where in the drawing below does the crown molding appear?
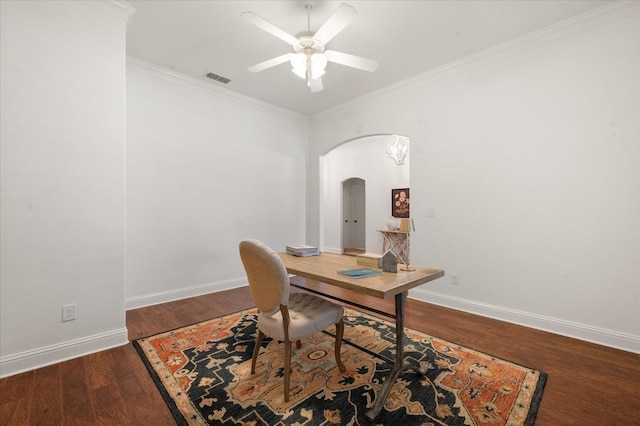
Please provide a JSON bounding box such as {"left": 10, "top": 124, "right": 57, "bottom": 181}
{"left": 313, "top": 0, "right": 640, "bottom": 120}
{"left": 127, "top": 57, "right": 308, "bottom": 123}
{"left": 83, "top": 0, "right": 136, "bottom": 23}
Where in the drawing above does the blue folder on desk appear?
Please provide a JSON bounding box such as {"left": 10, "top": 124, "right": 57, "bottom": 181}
{"left": 338, "top": 268, "right": 382, "bottom": 278}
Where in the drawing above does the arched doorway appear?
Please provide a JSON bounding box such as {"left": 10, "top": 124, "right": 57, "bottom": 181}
{"left": 342, "top": 178, "right": 366, "bottom": 255}
{"left": 319, "top": 134, "right": 409, "bottom": 254}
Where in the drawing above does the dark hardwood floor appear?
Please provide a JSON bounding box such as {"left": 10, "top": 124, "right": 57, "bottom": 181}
{"left": 1, "top": 279, "right": 639, "bottom": 425}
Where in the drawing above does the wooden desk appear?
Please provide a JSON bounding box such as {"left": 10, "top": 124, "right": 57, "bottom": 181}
{"left": 279, "top": 252, "right": 444, "bottom": 419}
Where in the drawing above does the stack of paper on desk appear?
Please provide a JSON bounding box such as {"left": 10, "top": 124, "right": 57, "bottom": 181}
{"left": 286, "top": 245, "right": 320, "bottom": 257}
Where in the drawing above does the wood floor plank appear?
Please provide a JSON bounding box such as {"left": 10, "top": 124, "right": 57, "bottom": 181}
{"left": 1, "top": 284, "right": 639, "bottom": 425}
{"left": 59, "top": 357, "right": 97, "bottom": 425}
{"left": 0, "top": 371, "right": 34, "bottom": 405}
{"left": 0, "top": 401, "right": 29, "bottom": 426}
{"left": 105, "top": 345, "right": 175, "bottom": 425}
{"left": 29, "top": 365, "right": 62, "bottom": 425}
{"left": 83, "top": 352, "right": 131, "bottom": 425}
{"left": 0, "top": 371, "right": 34, "bottom": 425}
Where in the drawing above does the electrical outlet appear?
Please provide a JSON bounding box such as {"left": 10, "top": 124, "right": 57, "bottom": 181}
{"left": 62, "top": 303, "right": 76, "bottom": 322}
{"left": 451, "top": 273, "right": 459, "bottom": 285}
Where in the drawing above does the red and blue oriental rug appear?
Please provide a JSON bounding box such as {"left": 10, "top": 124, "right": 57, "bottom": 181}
{"left": 134, "top": 308, "right": 546, "bottom": 425}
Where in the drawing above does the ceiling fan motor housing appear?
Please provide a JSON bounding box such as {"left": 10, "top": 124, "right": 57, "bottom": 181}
{"left": 294, "top": 32, "right": 325, "bottom": 55}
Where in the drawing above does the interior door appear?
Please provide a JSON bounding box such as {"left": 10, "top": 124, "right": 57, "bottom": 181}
{"left": 342, "top": 178, "right": 366, "bottom": 251}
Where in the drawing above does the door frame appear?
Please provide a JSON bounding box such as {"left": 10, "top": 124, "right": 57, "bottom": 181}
{"left": 342, "top": 177, "right": 366, "bottom": 252}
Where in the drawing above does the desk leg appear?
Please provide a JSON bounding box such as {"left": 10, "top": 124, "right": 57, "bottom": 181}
{"left": 365, "top": 291, "right": 410, "bottom": 420}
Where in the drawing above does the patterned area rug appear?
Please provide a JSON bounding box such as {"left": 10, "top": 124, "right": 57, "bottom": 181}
{"left": 134, "top": 308, "right": 546, "bottom": 425}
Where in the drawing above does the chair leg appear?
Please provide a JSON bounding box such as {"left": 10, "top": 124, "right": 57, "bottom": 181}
{"left": 284, "top": 340, "right": 292, "bottom": 402}
{"left": 251, "top": 330, "right": 265, "bottom": 374}
{"left": 296, "top": 339, "right": 301, "bottom": 349}
{"left": 334, "top": 319, "right": 346, "bottom": 372}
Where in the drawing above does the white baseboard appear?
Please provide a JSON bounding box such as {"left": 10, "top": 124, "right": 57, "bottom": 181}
{"left": 0, "top": 278, "right": 248, "bottom": 379}
{"left": 322, "top": 246, "right": 343, "bottom": 254}
{"left": 6, "top": 279, "right": 633, "bottom": 379}
{"left": 125, "top": 277, "right": 248, "bottom": 310}
{"left": 0, "top": 328, "right": 129, "bottom": 379}
{"left": 409, "top": 288, "right": 640, "bottom": 354}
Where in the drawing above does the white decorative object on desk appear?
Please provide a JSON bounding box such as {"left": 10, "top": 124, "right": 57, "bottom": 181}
{"left": 386, "top": 217, "right": 400, "bottom": 231}
{"left": 382, "top": 250, "right": 398, "bottom": 273}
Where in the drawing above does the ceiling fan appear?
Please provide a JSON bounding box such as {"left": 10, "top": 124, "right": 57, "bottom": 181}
{"left": 241, "top": 2, "right": 379, "bottom": 92}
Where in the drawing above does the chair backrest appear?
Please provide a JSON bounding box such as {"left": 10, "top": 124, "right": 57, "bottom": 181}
{"left": 239, "top": 240, "right": 290, "bottom": 316}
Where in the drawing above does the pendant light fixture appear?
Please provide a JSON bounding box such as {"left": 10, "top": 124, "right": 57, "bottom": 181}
{"left": 386, "top": 135, "right": 410, "bottom": 165}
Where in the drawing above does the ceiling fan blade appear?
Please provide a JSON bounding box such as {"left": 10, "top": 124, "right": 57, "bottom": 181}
{"left": 325, "top": 50, "right": 379, "bottom": 72}
{"left": 310, "top": 77, "right": 324, "bottom": 92}
{"left": 247, "top": 54, "right": 293, "bottom": 72}
{"left": 313, "top": 3, "right": 357, "bottom": 45}
{"left": 241, "top": 11, "right": 299, "bottom": 46}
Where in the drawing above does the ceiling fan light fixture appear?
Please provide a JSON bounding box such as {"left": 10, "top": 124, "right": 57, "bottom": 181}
{"left": 290, "top": 53, "right": 307, "bottom": 79}
{"left": 244, "top": 2, "right": 376, "bottom": 92}
{"left": 310, "top": 53, "right": 327, "bottom": 79}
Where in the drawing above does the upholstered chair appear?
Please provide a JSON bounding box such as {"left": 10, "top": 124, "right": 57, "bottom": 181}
{"left": 239, "top": 239, "right": 346, "bottom": 401}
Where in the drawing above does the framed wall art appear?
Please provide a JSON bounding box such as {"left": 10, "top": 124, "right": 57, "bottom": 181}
{"left": 391, "top": 188, "right": 410, "bottom": 218}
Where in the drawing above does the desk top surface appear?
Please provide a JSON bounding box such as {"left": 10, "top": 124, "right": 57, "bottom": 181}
{"left": 279, "top": 252, "right": 444, "bottom": 299}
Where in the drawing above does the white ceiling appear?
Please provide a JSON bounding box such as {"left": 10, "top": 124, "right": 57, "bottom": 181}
{"left": 126, "top": 0, "right": 612, "bottom": 116}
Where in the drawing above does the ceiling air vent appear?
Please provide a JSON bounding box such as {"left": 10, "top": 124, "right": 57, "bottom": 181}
{"left": 205, "top": 72, "right": 231, "bottom": 84}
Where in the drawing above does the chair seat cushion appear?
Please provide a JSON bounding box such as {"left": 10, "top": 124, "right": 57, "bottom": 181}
{"left": 258, "top": 292, "right": 344, "bottom": 341}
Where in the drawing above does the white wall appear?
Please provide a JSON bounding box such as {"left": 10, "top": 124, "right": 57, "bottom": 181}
{"left": 125, "top": 60, "right": 309, "bottom": 308}
{"left": 321, "top": 135, "right": 410, "bottom": 253}
{"left": 1, "top": 2, "right": 636, "bottom": 383}
{"left": 308, "top": 4, "right": 640, "bottom": 352}
{"left": 0, "top": 1, "right": 133, "bottom": 377}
